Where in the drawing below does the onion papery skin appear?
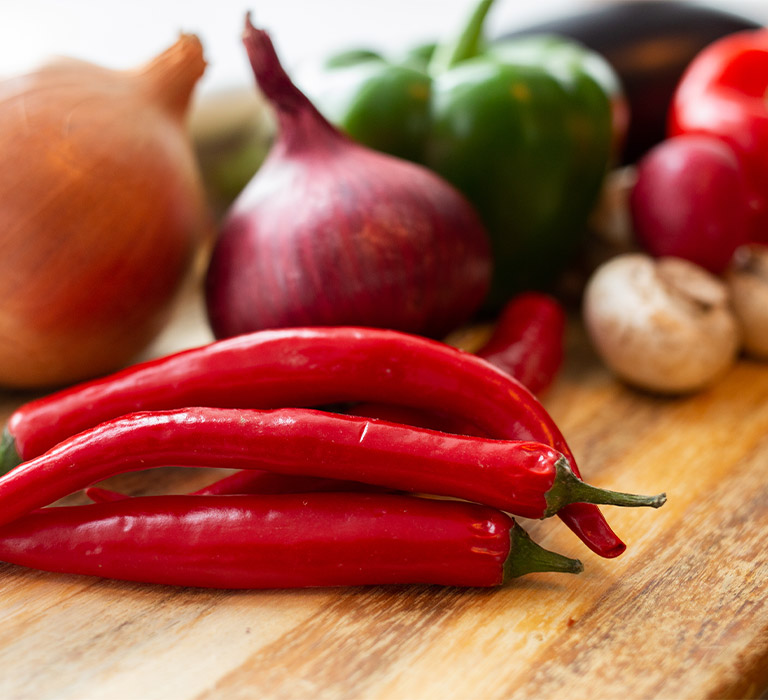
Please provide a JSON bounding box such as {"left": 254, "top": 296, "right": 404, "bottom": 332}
{"left": 204, "top": 19, "right": 491, "bottom": 340}
{"left": 0, "top": 37, "right": 211, "bottom": 389}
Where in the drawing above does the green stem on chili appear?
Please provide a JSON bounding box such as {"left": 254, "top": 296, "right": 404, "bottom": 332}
{"left": 504, "top": 521, "right": 583, "bottom": 579}
{"left": 544, "top": 461, "right": 666, "bottom": 518}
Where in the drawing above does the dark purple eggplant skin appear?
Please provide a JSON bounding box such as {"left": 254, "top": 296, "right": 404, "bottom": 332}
{"left": 495, "top": 1, "right": 762, "bottom": 163}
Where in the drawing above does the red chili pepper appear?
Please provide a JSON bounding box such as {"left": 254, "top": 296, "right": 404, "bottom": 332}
{"left": 669, "top": 29, "right": 768, "bottom": 244}
{"left": 476, "top": 292, "right": 566, "bottom": 395}
{"left": 0, "top": 327, "right": 624, "bottom": 557}
{"left": 0, "top": 493, "right": 584, "bottom": 588}
{"left": 0, "top": 407, "right": 664, "bottom": 527}
{"left": 85, "top": 486, "right": 129, "bottom": 503}
{"left": 86, "top": 469, "right": 388, "bottom": 502}
{"left": 193, "top": 469, "right": 385, "bottom": 496}
{"left": 348, "top": 293, "right": 566, "bottom": 432}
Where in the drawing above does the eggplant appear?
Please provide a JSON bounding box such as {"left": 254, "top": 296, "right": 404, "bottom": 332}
{"left": 496, "top": 1, "right": 762, "bottom": 163}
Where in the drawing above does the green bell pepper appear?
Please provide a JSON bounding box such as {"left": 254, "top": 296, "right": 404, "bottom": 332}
{"left": 302, "top": 0, "right": 621, "bottom": 303}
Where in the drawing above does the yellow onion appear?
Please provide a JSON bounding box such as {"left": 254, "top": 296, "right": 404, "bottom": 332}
{"left": 0, "top": 36, "right": 212, "bottom": 388}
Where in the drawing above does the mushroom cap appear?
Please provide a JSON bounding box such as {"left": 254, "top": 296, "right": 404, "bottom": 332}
{"left": 583, "top": 253, "right": 739, "bottom": 394}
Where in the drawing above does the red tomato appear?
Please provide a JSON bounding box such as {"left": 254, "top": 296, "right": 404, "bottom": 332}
{"left": 669, "top": 29, "right": 768, "bottom": 244}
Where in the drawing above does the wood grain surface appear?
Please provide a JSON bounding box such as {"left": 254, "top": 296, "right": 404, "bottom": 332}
{"left": 1, "top": 289, "right": 767, "bottom": 700}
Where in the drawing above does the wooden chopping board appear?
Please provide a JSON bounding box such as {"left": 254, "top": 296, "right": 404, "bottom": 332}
{"left": 1, "top": 286, "right": 767, "bottom": 700}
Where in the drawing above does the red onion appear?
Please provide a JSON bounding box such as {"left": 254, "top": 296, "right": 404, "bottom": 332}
{"left": 630, "top": 134, "right": 754, "bottom": 274}
{"left": 205, "top": 16, "right": 492, "bottom": 339}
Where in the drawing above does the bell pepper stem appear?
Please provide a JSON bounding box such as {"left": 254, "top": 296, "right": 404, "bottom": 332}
{"left": 428, "top": 0, "right": 496, "bottom": 75}
{"left": 544, "top": 458, "right": 667, "bottom": 518}
{"left": 504, "top": 521, "right": 583, "bottom": 580}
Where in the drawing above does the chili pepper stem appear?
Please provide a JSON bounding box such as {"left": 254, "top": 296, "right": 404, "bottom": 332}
{"left": 503, "top": 522, "right": 583, "bottom": 580}
{"left": 544, "top": 458, "right": 667, "bottom": 518}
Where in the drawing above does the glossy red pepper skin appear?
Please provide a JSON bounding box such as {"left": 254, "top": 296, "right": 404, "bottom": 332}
{"left": 0, "top": 494, "right": 517, "bottom": 588}
{"left": 0, "top": 327, "right": 623, "bottom": 557}
{"left": 0, "top": 407, "right": 562, "bottom": 526}
{"left": 669, "top": 29, "right": 768, "bottom": 244}
{"left": 476, "top": 292, "right": 566, "bottom": 396}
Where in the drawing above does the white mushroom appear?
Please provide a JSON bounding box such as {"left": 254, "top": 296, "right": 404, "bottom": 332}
{"left": 583, "top": 253, "right": 740, "bottom": 394}
{"left": 725, "top": 244, "right": 768, "bottom": 360}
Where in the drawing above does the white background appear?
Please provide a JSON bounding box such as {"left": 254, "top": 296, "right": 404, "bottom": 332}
{"left": 2, "top": 0, "right": 767, "bottom": 100}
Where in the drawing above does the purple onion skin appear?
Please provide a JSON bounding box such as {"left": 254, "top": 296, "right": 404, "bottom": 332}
{"left": 205, "top": 17, "right": 492, "bottom": 340}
